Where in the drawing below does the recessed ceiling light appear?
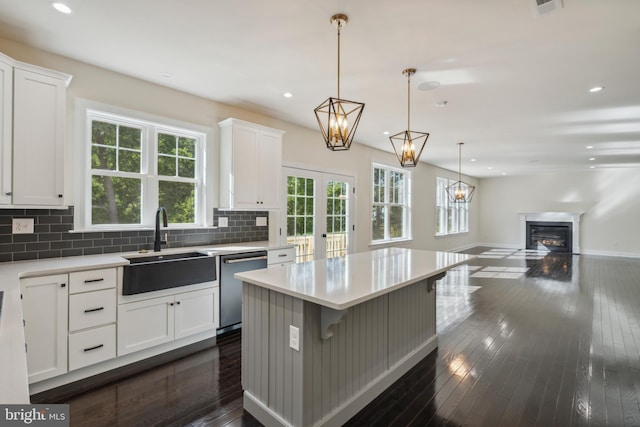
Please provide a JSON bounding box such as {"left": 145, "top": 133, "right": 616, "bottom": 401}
{"left": 434, "top": 100, "right": 448, "bottom": 108}
{"left": 488, "top": 166, "right": 493, "bottom": 170}
{"left": 501, "top": 172, "right": 507, "bottom": 176}
{"left": 590, "top": 166, "right": 595, "bottom": 169}
{"left": 586, "top": 145, "right": 594, "bottom": 149}
{"left": 50, "top": 1, "right": 72, "bottom": 14}
{"left": 470, "top": 158, "right": 477, "bottom": 162}
{"left": 383, "top": 131, "right": 390, "bottom": 135}
{"left": 589, "top": 86, "right": 604, "bottom": 93}
{"left": 160, "top": 72, "right": 172, "bottom": 78}
{"left": 418, "top": 81, "right": 440, "bottom": 91}
{"left": 589, "top": 157, "right": 596, "bottom": 161}
{"left": 283, "top": 92, "right": 293, "bottom": 98}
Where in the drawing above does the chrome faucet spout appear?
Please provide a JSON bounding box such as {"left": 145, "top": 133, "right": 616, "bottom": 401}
{"left": 154, "top": 207, "right": 168, "bottom": 252}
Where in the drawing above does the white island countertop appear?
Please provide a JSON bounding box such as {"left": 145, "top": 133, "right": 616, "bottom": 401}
{"left": 236, "top": 247, "right": 473, "bottom": 310}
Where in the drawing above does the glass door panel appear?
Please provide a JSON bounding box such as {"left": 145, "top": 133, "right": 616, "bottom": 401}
{"left": 283, "top": 167, "right": 354, "bottom": 262}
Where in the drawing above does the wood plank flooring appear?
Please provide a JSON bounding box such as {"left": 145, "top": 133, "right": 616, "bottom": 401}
{"left": 46, "top": 248, "right": 640, "bottom": 426}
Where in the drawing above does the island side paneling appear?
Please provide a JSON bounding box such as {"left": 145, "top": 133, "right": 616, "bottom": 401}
{"left": 242, "top": 277, "right": 439, "bottom": 427}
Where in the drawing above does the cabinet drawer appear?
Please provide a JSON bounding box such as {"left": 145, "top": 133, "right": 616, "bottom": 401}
{"left": 69, "top": 288, "right": 116, "bottom": 332}
{"left": 69, "top": 268, "right": 117, "bottom": 294}
{"left": 69, "top": 324, "right": 116, "bottom": 371}
{"left": 268, "top": 247, "right": 295, "bottom": 265}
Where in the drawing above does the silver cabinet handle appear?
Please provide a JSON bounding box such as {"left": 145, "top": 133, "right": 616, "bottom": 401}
{"left": 224, "top": 255, "right": 268, "bottom": 264}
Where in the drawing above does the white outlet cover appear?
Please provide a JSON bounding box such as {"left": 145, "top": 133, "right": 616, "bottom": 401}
{"left": 256, "top": 217, "right": 267, "bottom": 227}
{"left": 218, "top": 217, "right": 228, "bottom": 227}
{"left": 12, "top": 218, "right": 34, "bottom": 234}
{"left": 289, "top": 325, "right": 300, "bottom": 351}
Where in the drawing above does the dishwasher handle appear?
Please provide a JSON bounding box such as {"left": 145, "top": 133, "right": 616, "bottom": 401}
{"left": 223, "top": 255, "right": 268, "bottom": 264}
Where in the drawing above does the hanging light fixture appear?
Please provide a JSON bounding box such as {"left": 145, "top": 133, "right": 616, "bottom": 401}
{"left": 314, "top": 14, "right": 365, "bottom": 151}
{"left": 389, "top": 68, "right": 429, "bottom": 167}
{"left": 446, "top": 142, "right": 476, "bottom": 203}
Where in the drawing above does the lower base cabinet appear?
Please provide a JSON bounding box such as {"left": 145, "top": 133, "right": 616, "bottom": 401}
{"left": 118, "top": 287, "right": 218, "bottom": 356}
{"left": 21, "top": 274, "right": 68, "bottom": 383}
{"left": 68, "top": 324, "right": 116, "bottom": 371}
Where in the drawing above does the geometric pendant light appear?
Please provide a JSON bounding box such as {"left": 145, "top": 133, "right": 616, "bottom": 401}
{"left": 389, "top": 68, "right": 429, "bottom": 167}
{"left": 314, "top": 14, "right": 365, "bottom": 151}
{"left": 446, "top": 142, "right": 476, "bottom": 203}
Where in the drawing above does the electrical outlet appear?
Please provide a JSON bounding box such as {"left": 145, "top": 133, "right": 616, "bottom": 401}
{"left": 289, "top": 325, "right": 300, "bottom": 351}
{"left": 256, "top": 217, "right": 267, "bottom": 227}
{"left": 218, "top": 217, "right": 228, "bottom": 228}
{"left": 12, "top": 218, "right": 34, "bottom": 234}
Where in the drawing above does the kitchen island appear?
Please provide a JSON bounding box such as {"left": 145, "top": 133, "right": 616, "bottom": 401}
{"left": 236, "top": 247, "right": 472, "bottom": 427}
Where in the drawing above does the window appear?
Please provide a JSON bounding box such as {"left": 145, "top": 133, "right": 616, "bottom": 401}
{"left": 436, "top": 177, "right": 469, "bottom": 235}
{"left": 81, "top": 106, "right": 208, "bottom": 230}
{"left": 371, "top": 164, "right": 411, "bottom": 243}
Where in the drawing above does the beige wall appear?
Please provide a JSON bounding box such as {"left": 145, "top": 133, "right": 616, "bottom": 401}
{"left": 477, "top": 169, "right": 640, "bottom": 257}
{"left": 0, "top": 37, "right": 478, "bottom": 254}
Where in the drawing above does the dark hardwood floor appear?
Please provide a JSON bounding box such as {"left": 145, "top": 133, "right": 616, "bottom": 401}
{"left": 51, "top": 248, "right": 640, "bottom": 426}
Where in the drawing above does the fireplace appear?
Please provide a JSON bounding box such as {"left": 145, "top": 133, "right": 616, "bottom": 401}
{"left": 519, "top": 212, "right": 583, "bottom": 254}
{"left": 526, "top": 221, "right": 573, "bottom": 253}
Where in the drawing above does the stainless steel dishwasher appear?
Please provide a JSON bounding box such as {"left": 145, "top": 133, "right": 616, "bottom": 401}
{"left": 218, "top": 250, "right": 268, "bottom": 334}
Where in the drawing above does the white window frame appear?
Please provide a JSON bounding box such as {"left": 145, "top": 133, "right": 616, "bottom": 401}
{"left": 436, "top": 176, "right": 469, "bottom": 236}
{"left": 75, "top": 100, "right": 213, "bottom": 231}
{"left": 370, "top": 162, "right": 412, "bottom": 244}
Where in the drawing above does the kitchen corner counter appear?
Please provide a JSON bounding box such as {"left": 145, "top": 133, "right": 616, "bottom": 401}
{"left": 0, "top": 240, "right": 286, "bottom": 405}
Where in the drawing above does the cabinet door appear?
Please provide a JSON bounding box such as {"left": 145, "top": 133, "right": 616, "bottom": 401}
{"left": 174, "top": 287, "right": 218, "bottom": 339}
{"left": 232, "top": 124, "right": 261, "bottom": 209}
{"left": 0, "top": 58, "right": 11, "bottom": 205}
{"left": 117, "top": 295, "right": 175, "bottom": 356}
{"left": 21, "top": 274, "right": 68, "bottom": 383}
{"left": 12, "top": 68, "right": 66, "bottom": 206}
{"left": 257, "top": 131, "right": 282, "bottom": 209}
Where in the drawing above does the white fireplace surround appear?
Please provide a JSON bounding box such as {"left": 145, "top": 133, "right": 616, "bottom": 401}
{"left": 519, "top": 212, "right": 584, "bottom": 254}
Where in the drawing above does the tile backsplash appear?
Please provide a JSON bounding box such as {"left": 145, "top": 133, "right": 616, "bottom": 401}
{"left": 0, "top": 207, "right": 269, "bottom": 263}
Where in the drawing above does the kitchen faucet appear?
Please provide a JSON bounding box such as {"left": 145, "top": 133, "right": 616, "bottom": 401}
{"left": 154, "top": 207, "right": 168, "bottom": 252}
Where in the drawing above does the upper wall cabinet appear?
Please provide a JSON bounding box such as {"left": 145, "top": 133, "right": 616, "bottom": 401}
{"left": 0, "top": 56, "right": 12, "bottom": 205}
{"left": 219, "top": 118, "right": 285, "bottom": 210}
{"left": 0, "top": 52, "right": 72, "bottom": 207}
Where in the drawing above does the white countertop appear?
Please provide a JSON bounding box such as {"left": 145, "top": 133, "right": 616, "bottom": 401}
{"left": 235, "top": 248, "right": 473, "bottom": 310}
{"left": 0, "top": 240, "right": 289, "bottom": 404}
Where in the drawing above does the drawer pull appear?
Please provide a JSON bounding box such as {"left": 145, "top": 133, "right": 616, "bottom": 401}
{"left": 84, "top": 307, "right": 105, "bottom": 313}
{"left": 83, "top": 344, "right": 104, "bottom": 352}
{"left": 84, "top": 278, "right": 105, "bottom": 284}
{"left": 278, "top": 253, "right": 287, "bottom": 257}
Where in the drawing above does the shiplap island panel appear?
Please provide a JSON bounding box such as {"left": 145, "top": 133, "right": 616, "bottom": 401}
{"left": 236, "top": 248, "right": 472, "bottom": 427}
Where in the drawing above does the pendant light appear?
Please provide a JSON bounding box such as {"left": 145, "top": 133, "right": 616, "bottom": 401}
{"left": 389, "top": 68, "right": 429, "bottom": 167}
{"left": 314, "top": 14, "right": 365, "bottom": 151}
{"left": 446, "top": 142, "right": 476, "bottom": 203}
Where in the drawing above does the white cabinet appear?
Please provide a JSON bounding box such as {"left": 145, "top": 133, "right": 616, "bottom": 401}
{"left": 21, "top": 274, "right": 68, "bottom": 383}
{"left": 175, "top": 287, "right": 218, "bottom": 339}
{"left": 0, "top": 56, "right": 12, "bottom": 205}
{"left": 268, "top": 246, "right": 296, "bottom": 266}
{"left": 219, "top": 118, "right": 284, "bottom": 210}
{"left": 0, "top": 52, "right": 71, "bottom": 207}
{"left": 118, "top": 287, "right": 218, "bottom": 356}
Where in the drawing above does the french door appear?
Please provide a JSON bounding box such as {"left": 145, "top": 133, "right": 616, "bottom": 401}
{"left": 282, "top": 167, "right": 355, "bottom": 262}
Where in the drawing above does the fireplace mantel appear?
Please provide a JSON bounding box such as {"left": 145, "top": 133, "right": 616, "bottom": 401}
{"left": 519, "top": 212, "right": 584, "bottom": 254}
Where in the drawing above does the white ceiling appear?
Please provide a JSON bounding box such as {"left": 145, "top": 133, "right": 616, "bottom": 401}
{"left": 1, "top": 0, "right": 639, "bottom": 177}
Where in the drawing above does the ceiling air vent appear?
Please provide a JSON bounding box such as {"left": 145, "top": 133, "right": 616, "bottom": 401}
{"left": 533, "top": 0, "right": 564, "bottom": 16}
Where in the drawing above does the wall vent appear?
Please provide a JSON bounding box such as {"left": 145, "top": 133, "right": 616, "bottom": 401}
{"left": 533, "top": 0, "right": 564, "bottom": 16}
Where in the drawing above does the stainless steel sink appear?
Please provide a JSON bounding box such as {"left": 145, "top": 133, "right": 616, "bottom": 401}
{"left": 123, "top": 251, "right": 216, "bottom": 295}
